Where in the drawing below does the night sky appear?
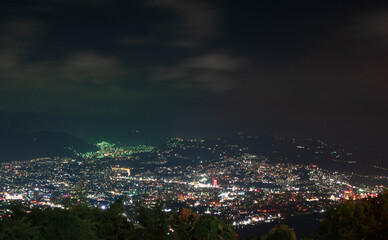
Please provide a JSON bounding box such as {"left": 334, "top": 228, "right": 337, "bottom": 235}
{"left": 1, "top": 0, "right": 388, "bottom": 147}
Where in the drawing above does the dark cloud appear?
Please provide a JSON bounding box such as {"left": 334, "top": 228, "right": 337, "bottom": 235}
{"left": 0, "top": 20, "right": 44, "bottom": 80}
{"left": 351, "top": 11, "right": 388, "bottom": 39}
{"left": 0, "top": 0, "right": 387, "bottom": 149}
{"left": 115, "top": 37, "right": 154, "bottom": 46}
{"left": 62, "top": 52, "right": 122, "bottom": 84}
{"left": 152, "top": 51, "right": 250, "bottom": 91}
{"left": 149, "top": 0, "right": 219, "bottom": 48}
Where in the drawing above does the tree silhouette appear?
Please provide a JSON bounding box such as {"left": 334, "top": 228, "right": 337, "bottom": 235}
{"left": 0, "top": 199, "right": 237, "bottom": 240}
{"left": 316, "top": 189, "right": 388, "bottom": 240}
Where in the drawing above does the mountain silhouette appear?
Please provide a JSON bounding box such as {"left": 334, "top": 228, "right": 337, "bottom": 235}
{"left": 0, "top": 131, "right": 96, "bottom": 162}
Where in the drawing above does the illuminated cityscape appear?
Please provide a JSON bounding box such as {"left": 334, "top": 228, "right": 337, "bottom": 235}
{"left": 1, "top": 136, "right": 386, "bottom": 229}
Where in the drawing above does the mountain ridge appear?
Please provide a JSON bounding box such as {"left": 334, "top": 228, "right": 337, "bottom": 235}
{"left": 0, "top": 131, "right": 96, "bottom": 162}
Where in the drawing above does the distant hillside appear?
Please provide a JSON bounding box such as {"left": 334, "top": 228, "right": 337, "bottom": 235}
{"left": 0, "top": 131, "right": 96, "bottom": 162}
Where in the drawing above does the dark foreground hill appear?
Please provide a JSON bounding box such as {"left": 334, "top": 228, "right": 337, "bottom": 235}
{"left": 0, "top": 131, "right": 96, "bottom": 162}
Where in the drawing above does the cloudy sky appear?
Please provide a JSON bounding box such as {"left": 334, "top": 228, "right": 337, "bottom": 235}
{"left": 1, "top": 0, "right": 388, "bottom": 146}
